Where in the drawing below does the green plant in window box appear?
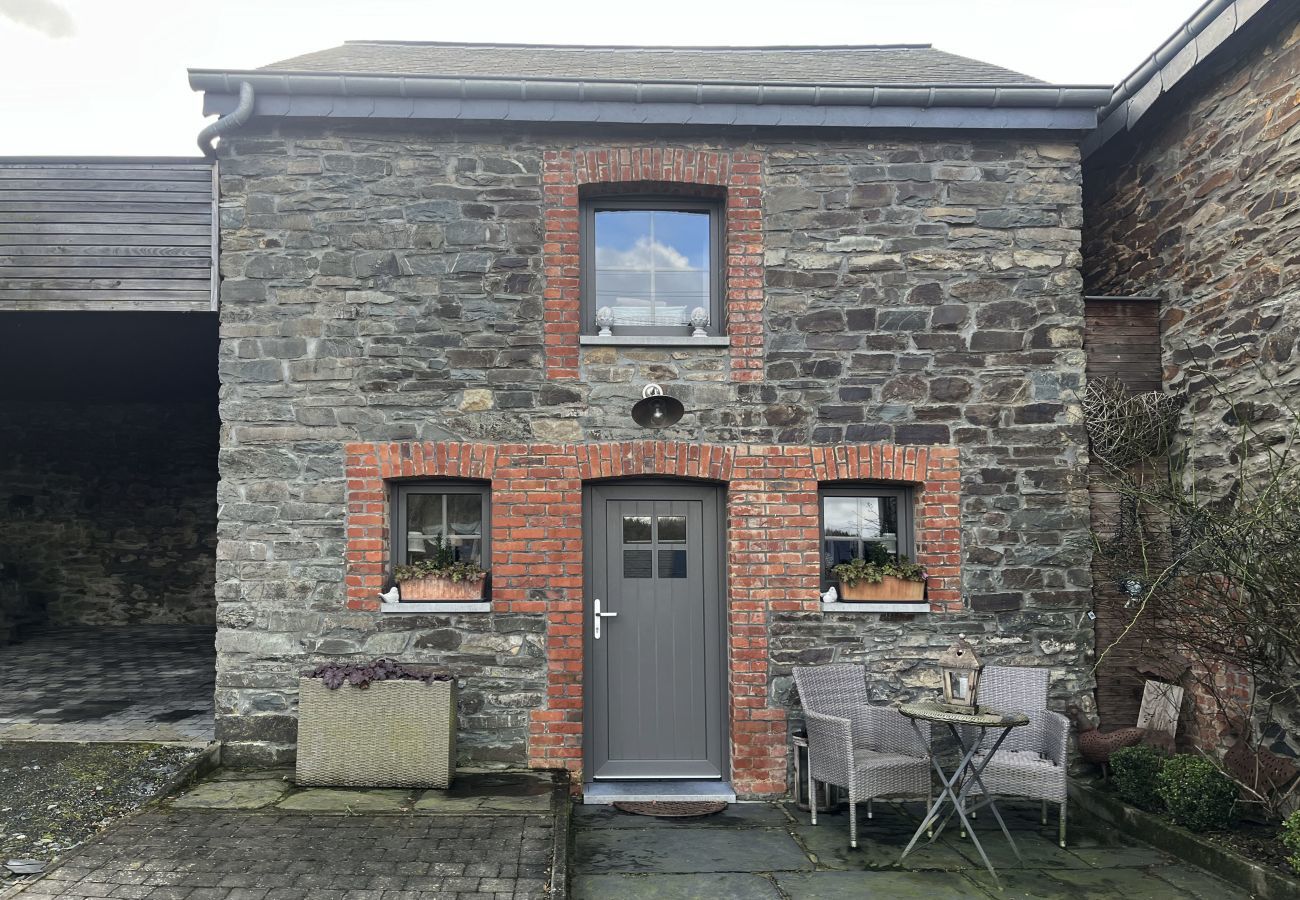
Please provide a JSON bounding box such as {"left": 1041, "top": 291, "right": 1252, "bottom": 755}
{"left": 831, "top": 542, "right": 927, "bottom": 602}
{"left": 393, "top": 535, "right": 487, "bottom": 601}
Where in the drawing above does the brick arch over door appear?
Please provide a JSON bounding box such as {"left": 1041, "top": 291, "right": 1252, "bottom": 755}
{"left": 541, "top": 147, "right": 765, "bottom": 382}
{"left": 344, "top": 440, "right": 959, "bottom": 795}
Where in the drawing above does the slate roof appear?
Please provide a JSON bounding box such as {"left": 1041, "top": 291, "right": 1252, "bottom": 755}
{"left": 261, "top": 41, "right": 1045, "bottom": 86}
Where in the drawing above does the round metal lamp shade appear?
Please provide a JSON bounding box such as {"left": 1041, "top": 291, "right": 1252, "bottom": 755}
{"left": 632, "top": 393, "right": 684, "bottom": 429}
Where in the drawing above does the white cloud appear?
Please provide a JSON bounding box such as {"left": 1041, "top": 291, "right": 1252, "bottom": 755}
{"left": 596, "top": 236, "right": 694, "bottom": 272}
{"left": 0, "top": 0, "right": 74, "bottom": 38}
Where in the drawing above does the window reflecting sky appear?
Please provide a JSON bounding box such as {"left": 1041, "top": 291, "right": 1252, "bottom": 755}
{"left": 595, "top": 210, "right": 708, "bottom": 324}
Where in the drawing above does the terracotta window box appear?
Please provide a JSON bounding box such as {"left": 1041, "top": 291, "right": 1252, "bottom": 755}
{"left": 839, "top": 576, "right": 926, "bottom": 603}
{"left": 398, "top": 575, "right": 485, "bottom": 602}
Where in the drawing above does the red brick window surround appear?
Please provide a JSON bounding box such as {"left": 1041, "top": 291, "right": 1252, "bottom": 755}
{"left": 542, "top": 148, "right": 764, "bottom": 382}
{"left": 344, "top": 441, "right": 959, "bottom": 796}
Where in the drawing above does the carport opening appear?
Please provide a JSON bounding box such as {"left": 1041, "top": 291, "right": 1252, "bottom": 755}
{"left": 0, "top": 311, "right": 218, "bottom": 741}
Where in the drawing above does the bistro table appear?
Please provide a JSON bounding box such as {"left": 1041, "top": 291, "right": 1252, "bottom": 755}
{"left": 897, "top": 700, "right": 1030, "bottom": 887}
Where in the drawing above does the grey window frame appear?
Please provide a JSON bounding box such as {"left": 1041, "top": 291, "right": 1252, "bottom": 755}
{"left": 580, "top": 195, "right": 725, "bottom": 337}
{"left": 818, "top": 484, "right": 916, "bottom": 590}
{"left": 391, "top": 480, "right": 491, "bottom": 576}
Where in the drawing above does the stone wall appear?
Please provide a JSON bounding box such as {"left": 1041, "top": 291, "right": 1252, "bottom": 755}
{"left": 0, "top": 401, "right": 218, "bottom": 638}
{"left": 1083, "top": 13, "right": 1300, "bottom": 491}
{"left": 215, "top": 123, "right": 1094, "bottom": 776}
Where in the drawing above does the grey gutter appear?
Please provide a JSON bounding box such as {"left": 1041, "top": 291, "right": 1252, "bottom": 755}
{"left": 1083, "top": 0, "right": 1278, "bottom": 157}
{"left": 188, "top": 68, "right": 1110, "bottom": 132}
{"left": 189, "top": 68, "right": 1110, "bottom": 109}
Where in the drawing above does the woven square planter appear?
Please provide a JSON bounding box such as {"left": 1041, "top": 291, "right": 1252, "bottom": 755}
{"left": 839, "top": 576, "right": 926, "bottom": 602}
{"left": 295, "top": 677, "right": 457, "bottom": 789}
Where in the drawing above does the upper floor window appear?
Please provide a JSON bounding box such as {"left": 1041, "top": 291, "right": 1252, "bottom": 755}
{"left": 819, "top": 485, "right": 915, "bottom": 588}
{"left": 392, "top": 481, "right": 490, "bottom": 569}
{"left": 582, "top": 197, "right": 723, "bottom": 337}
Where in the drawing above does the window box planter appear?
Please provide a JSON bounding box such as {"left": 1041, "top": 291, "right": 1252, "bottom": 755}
{"left": 397, "top": 575, "right": 485, "bottom": 602}
{"left": 839, "top": 576, "right": 926, "bottom": 602}
{"left": 295, "top": 676, "right": 456, "bottom": 789}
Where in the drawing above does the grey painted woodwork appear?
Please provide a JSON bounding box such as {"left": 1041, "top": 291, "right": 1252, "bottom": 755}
{"left": 0, "top": 159, "right": 216, "bottom": 312}
{"left": 585, "top": 482, "right": 726, "bottom": 781}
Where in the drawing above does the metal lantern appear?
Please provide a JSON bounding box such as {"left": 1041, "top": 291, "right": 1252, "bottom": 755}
{"left": 631, "top": 383, "right": 684, "bottom": 429}
{"left": 937, "top": 633, "right": 983, "bottom": 713}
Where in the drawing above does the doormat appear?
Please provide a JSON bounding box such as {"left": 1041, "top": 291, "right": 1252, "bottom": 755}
{"left": 613, "top": 800, "right": 728, "bottom": 817}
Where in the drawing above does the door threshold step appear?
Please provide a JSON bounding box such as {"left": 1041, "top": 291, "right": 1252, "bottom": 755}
{"left": 581, "top": 780, "right": 737, "bottom": 805}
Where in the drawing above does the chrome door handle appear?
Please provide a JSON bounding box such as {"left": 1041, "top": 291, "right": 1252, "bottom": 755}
{"left": 594, "top": 597, "right": 618, "bottom": 640}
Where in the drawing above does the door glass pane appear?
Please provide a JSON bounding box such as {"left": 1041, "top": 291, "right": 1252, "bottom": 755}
{"left": 657, "top": 515, "right": 687, "bottom": 543}
{"left": 594, "top": 209, "right": 710, "bottom": 327}
{"left": 623, "top": 515, "right": 652, "bottom": 543}
{"left": 659, "top": 548, "right": 687, "bottom": 578}
{"left": 624, "top": 549, "right": 653, "bottom": 578}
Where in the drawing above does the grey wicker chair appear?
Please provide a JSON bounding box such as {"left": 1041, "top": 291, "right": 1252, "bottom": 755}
{"left": 793, "top": 664, "right": 932, "bottom": 849}
{"left": 964, "top": 665, "right": 1070, "bottom": 846}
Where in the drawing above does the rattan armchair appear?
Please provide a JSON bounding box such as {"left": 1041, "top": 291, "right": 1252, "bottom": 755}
{"left": 964, "top": 665, "right": 1070, "bottom": 846}
{"left": 793, "top": 664, "right": 932, "bottom": 848}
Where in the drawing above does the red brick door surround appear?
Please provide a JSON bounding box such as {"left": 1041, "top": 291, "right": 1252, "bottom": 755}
{"left": 345, "top": 440, "right": 960, "bottom": 796}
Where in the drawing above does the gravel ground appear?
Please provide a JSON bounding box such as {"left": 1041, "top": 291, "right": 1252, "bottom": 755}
{"left": 0, "top": 742, "right": 201, "bottom": 880}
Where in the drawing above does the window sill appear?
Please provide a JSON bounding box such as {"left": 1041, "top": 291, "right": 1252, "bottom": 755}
{"left": 821, "top": 601, "right": 929, "bottom": 614}
{"left": 381, "top": 601, "right": 491, "bottom": 614}
{"left": 580, "top": 335, "right": 730, "bottom": 347}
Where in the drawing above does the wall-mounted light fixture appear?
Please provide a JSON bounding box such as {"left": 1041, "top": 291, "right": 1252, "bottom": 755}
{"left": 631, "top": 383, "right": 684, "bottom": 429}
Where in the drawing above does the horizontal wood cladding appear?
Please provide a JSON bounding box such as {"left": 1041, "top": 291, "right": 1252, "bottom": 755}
{"left": 1084, "top": 297, "right": 1162, "bottom": 393}
{"left": 0, "top": 159, "right": 215, "bottom": 312}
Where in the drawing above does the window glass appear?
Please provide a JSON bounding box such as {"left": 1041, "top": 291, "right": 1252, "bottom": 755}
{"left": 594, "top": 209, "right": 710, "bottom": 328}
{"left": 403, "top": 491, "right": 484, "bottom": 566}
{"left": 820, "top": 491, "right": 907, "bottom": 585}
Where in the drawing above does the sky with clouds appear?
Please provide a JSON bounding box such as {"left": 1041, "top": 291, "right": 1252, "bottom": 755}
{"left": 0, "top": 0, "right": 1206, "bottom": 157}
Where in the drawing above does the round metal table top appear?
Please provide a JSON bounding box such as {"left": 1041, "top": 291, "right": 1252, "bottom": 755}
{"left": 897, "top": 700, "right": 1030, "bottom": 727}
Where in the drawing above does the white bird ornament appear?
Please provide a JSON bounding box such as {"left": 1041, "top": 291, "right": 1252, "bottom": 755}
{"left": 820, "top": 586, "right": 838, "bottom": 603}
{"left": 379, "top": 586, "right": 400, "bottom": 604}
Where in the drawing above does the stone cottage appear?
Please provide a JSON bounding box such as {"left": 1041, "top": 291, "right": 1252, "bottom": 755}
{"left": 188, "top": 42, "right": 1112, "bottom": 797}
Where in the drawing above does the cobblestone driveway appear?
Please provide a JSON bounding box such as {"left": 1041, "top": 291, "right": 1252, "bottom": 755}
{"left": 5, "top": 770, "right": 560, "bottom": 900}
{"left": 13, "top": 810, "right": 552, "bottom": 900}
{"left": 0, "top": 626, "right": 214, "bottom": 742}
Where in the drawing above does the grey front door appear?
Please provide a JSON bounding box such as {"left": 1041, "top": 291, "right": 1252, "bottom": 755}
{"left": 585, "top": 482, "right": 726, "bottom": 780}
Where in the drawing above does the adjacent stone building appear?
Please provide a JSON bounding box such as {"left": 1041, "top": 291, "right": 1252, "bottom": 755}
{"left": 189, "top": 42, "right": 1111, "bottom": 796}
{"left": 1083, "top": 0, "right": 1300, "bottom": 755}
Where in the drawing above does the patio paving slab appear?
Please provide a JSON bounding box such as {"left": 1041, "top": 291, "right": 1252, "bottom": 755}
{"left": 574, "top": 824, "right": 812, "bottom": 875}
{"left": 168, "top": 777, "right": 290, "bottom": 810}
{"left": 1041, "top": 865, "right": 1234, "bottom": 898}
{"left": 793, "top": 821, "right": 974, "bottom": 871}
{"left": 775, "top": 869, "right": 984, "bottom": 899}
{"left": 572, "top": 798, "right": 1259, "bottom": 899}
{"left": 572, "top": 872, "right": 782, "bottom": 899}
{"left": 274, "top": 787, "right": 413, "bottom": 813}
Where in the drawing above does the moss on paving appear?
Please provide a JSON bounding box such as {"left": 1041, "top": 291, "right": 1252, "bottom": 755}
{"left": 0, "top": 742, "right": 200, "bottom": 868}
